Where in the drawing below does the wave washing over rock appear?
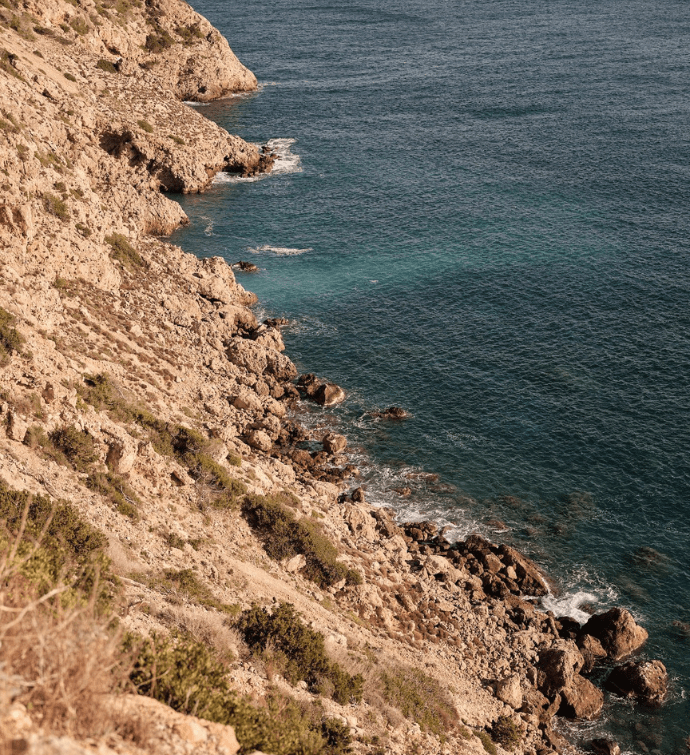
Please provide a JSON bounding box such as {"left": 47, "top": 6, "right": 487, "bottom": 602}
{"left": 0, "top": 2, "right": 670, "bottom": 755}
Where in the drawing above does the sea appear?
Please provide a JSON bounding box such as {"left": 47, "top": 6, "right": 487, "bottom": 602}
{"left": 170, "top": 0, "right": 690, "bottom": 750}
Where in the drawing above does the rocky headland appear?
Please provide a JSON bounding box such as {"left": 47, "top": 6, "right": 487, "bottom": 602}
{"left": 0, "top": 2, "right": 667, "bottom": 755}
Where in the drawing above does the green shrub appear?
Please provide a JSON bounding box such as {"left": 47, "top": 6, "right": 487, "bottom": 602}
{"left": 168, "top": 134, "right": 185, "bottom": 145}
{"left": 105, "top": 232, "right": 144, "bottom": 269}
{"left": 43, "top": 192, "right": 69, "bottom": 220}
{"left": 144, "top": 30, "right": 174, "bottom": 53}
{"left": 48, "top": 425, "right": 98, "bottom": 471}
{"left": 242, "top": 494, "right": 357, "bottom": 588}
{"left": 64, "top": 71, "right": 77, "bottom": 82}
{"left": 137, "top": 119, "right": 153, "bottom": 133}
{"left": 378, "top": 667, "right": 458, "bottom": 736}
{"left": 0, "top": 482, "right": 112, "bottom": 603}
{"left": 175, "top": 23, "right": 203, "bottom": 44}
{"left": 96, "top": 58, "right": 117, "bottom": 73}
{"left": 476, "top": 731, "right": 497, "bottom": 755}
{"left": 491, "top": 716, "right": 522, "bottom": 751}
{"left": 0, "top": 307, "right": 23, "bottom": 364}
{"left": 75, "top": 222, "right": 91, "bottom": 237}
{"left": 191, "top": 453, "right": 246, "bottom": 509}
{"left": 86, "top": 471, "right": 139, "bottom": 520}
{"left": 128, "top": 633, "right": 339, "bottom": 755}
{"left": 237, "top": 603, "right": 363, "bottom": 704}
{"left": 69, "top": 17, "right": 88, "bottom": 35}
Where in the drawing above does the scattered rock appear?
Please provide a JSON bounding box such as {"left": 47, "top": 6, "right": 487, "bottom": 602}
{"left": 591, "top": 739, "right": 621, "bottom": 755}
{"left": 322, "top": 432, "right": 347, "bottom": 455}
{"left": 579, "top": 608, "right": 648, "bottom": 660}
{"left": 559, "top": 674, "right": 604, "bottom": 720}
{"left": 314, "top": 383, "right": 345, "bottom": 406}
{"left": 604, "top": 660, "right": 668, "bottom": 706}
{"left": 537, "top": 644, "right": 585, "bottom": 698}
{"left": 244, "top": 429, "right": 273, "bottom": 452}
{"left": 496, "top": 674, "right": 523, "bottom": 709}
{"left": 234, "top": 260, "right": 259, "bottom": 272}
{"left": 368, "top": 406, "right": 409, "bottom": 419}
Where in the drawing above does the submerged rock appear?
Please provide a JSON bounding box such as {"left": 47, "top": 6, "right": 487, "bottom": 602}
{"left": 368, "top": 406, "right": 409, "bottom": 419}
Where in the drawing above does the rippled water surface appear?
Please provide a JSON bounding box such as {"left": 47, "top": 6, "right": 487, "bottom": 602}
{"left": 172, "top": 0, "right": 690, "bottom": 749}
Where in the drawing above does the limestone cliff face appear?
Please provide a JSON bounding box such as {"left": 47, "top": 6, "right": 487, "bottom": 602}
{"left": 0, "top": 0, "right": 262, "bottom": 290}
{"left": 10, "top": 0, "right": 257, "bottom": 99}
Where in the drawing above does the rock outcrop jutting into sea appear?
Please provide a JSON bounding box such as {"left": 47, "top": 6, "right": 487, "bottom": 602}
{"left": 0, "top": 2, "right": 666, "bottom": 755}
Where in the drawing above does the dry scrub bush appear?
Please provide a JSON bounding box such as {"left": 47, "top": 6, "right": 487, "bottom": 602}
{"left": 0, "top": 497, "right": 126, "bottom": 739}
{"left": 157, "top": 602, "right": 243, "bottom": 661}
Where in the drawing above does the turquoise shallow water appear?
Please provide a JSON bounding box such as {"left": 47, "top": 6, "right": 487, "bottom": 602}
{"left": 171, "top": 0, "right": 690, "bottom": 749}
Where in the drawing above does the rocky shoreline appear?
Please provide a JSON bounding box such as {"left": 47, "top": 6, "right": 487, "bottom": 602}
{"left": 0, "top": 2, "right": 667, "bottom": 755}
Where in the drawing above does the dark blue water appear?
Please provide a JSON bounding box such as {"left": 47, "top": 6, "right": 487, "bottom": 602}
{"left": 171, "top": 0, "right": 690, "bottom": 749}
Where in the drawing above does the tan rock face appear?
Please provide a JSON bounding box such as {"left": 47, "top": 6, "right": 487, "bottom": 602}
{"left": 579, "top": 607, "right": 648, "bottom": 661}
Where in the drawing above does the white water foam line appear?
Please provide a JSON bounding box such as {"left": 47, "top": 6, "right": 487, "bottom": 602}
{"left": 248, "top": 244, "right": 312, "bottom": 256}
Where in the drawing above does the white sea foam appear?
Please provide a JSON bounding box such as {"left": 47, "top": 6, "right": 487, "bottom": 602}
{"left": 538, "top": 565, "right": 619, "bottom": 623}
{"left": 201, "top": 215, "right": 214, "bottom": 236}
{"left": 266, "top": 138, "right": 302, "bottom": 175}
{"left": 183, "top": 101, "right": 209, "bottom": 106}
{"left": 248, "top": 244, "right": 312, "bottom": 256}
{"left": 212, "top": 137, "right": 302, "bottom": 184}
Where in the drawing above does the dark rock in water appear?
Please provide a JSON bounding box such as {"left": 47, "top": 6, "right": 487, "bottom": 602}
{"left": 557, "top": 616, "right": 581, "bottom": 641}
{"left": 604, "top": 660, "right": 668, "bottom": 706}
{"left": 559, "top": 674, "right": 604, "bottom": 720}
{"left": 351, "top": 486, "right": 366, "bottom": 503}
{"left": 296, "top": 373, "right": 320, "bottom": 398}
{"left": 404, "top": 471, "right": 439, "bottom": 482}
{"left": 369, "top": 406, "right": 409, "bottom": 419}
{"left": 264, "top": 317, "right": 288, "bottom": 328}
{"left": 392, "top": 486, "right": 412, "bottom": 497}
{"left": 671, "top": 619, "right": 690, "bottom": 639}
{"left": 578, "top": 633, "right": 607, "bottom": 673}
{"left": 631, "top": 546, "right": 670, "bottom": 570}
{"left": 591, "top": 739, "right": 621, "bottom": 755}
{"left": 322, "top": 432, "right": 347, "bottom": 455}
{"left": 314, "top": 382, "right": 345, "bottom": 406}
{"left": 579, "top": 607, "right": 648, "bottom": 660}
{"left": 486, "top": 518, "right": 508, "bottom": 530}
{"left": 234, "top": 260, "right": 259, "bottom": 272}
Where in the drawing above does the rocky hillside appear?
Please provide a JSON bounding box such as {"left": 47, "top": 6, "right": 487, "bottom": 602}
{"left": 0, "top": 3, "right": 666, "bottom": 755}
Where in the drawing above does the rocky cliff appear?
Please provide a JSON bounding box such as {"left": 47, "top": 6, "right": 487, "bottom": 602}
{"left": 0, "top": 3, "right": 663, "bottom": 755}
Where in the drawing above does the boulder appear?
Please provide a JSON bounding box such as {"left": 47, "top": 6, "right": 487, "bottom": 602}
{"left": 351, "top": 487, "right": 366, "bottom": 503}
{"left": 296, "top": 373, "right": 320, "bottom": 398}
{"left": 577, "top": 634, "right": 607, "bottom": 673}
{"left": 579, "top": 608, "right": 648, "bottom": 660}
{"left": 314, "top": 383, "right": 345, "bottom": 406}
{"left": 496, "top": 544, "right": 548, "bottom": 596}
{"left": 323, "top": 432, "right": 347, "bottom": 455}
{"left": 591, "top": 739, "right": 621, "bottom": 755}
{"left": 604, "top": 660, "right": 668, "bottom": 706}
{"left": 244, "top": 429, "right": 272, "bottom": 453}
{"left": 496, "top": 674, "right": 523, "bottom": 709}
{"left": 559, "top": 674, "right": 604, "bottom": 720}
{"left": 537, "top": 643, "right": 585, "bottom": 698}
{"left": 234, "top": 260, "right": 259, "bottom": 272}
{"left": 233, "top": 391, "right": 263, "bottom": 413}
